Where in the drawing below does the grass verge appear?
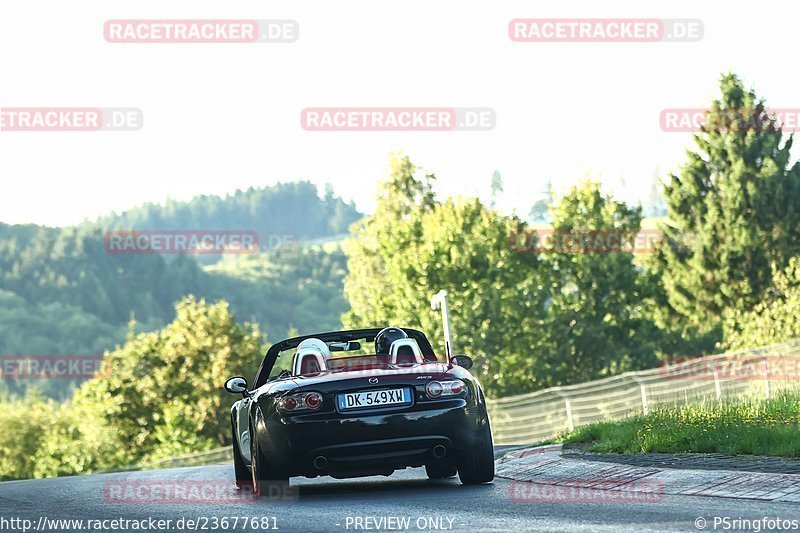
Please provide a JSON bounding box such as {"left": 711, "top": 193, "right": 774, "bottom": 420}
{"left": 558, "top": 391, "right": 800, "bottom": 458}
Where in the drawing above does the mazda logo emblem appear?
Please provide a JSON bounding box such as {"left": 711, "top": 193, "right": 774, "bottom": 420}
{"left": 369, "top": 377, "right": 379, "bottom": 384}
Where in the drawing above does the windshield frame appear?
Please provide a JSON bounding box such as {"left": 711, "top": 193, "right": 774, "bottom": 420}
{"left": 253, "top": 327, "right": 438, "bottom": 387}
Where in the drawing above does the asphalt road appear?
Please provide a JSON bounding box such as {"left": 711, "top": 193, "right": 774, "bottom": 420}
{"left": 1, "top": 460, "right": 799, "bottom": 533}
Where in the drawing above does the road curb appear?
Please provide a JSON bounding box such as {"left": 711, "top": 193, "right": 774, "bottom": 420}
{"left": 496, "top": 444, "right": 800, "bottom": 504}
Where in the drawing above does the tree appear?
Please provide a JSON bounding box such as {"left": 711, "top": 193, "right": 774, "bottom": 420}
{"left": 342, "top": 154, "right": 437, "bottom": 329}
{"left": 32, "top": 394, "right": 131, "bottom": 478}
{"left": 343, "top": 156, "right": 547, "bottom": 396}
{"left": 724, "top": 257, "right": 800, "bottom": 349}
{"left": 0, "top": 217, "right": 352, "bottom": 401}
{"left": 528, "top": 180, "right": 554, "bottom": 223}
{"left": 74, "top": 297, "right": 264, "bottom": 462}
{"left": 377, "top": 154, "right": 437, "bottom": 219}
{"left": 644, "top": 171, "right": 667, "bottom": 217}
{"left": 533, "top": 181, "right": 660, "bottom": 387}
{"left": 343, "top": 158, "right": 663, "bottom": 395}
{"left": 0, "top": 393, "right": 53, "bottom": 480}
{"left": 96, "top": 181, "right": 361, "bottom": 244}
{"left": 653, "top": 73, "right": 800, "bottom": 328}
{"left": 490, "top": 170, "right": 503, "bottom": 207}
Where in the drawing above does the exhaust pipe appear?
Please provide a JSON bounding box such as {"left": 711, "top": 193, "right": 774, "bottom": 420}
{"left": 313, "top": 456, "right": 328, "bottom": 470}
{"left": 432, "top": 445, "right": 447, "bottom": 459}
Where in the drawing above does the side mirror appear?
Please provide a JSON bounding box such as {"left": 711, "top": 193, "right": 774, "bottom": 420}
{"left": 224, "top": 376, "right": 249, "bottom": 395}
{"left": 450, "top": 355, "right": 474, "bottom": 370}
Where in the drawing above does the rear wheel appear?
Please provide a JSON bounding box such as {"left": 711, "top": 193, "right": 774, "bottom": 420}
{"left": 250, "top": 425, "right": 289, "bottom": 496}
{"left": 425, "top": 463, "right": 458, "bottom": 479}
{"left": 457, "top": 427, "right": 495, "bottom": 485}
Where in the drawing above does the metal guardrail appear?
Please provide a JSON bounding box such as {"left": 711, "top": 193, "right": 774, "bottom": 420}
{"left": 99, "top": 446, "right": 232, "bottom": 473}
{"left": 486, "top": 339, "right": 800, "bottom": 444}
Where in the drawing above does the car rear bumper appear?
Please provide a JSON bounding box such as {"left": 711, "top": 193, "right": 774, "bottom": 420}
{"left": 255, "top": 399, "right": 487, "bottom": 477}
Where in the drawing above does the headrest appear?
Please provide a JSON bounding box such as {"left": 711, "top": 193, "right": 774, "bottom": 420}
{"left": 388, "top": 338, "right": 423, "bottom": 364}
{"left": 293, "top": 348, "right": 327, "bottom": 375}
{"left": 297, "top": 338, "right": 331, "bottom": 360}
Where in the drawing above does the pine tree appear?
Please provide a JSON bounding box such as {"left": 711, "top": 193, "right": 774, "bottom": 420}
{"left": 654, "top": 73, "right": 800, "bottom": 327}
{"left": 490, "top": 170, "right": 503, "bottom": 207}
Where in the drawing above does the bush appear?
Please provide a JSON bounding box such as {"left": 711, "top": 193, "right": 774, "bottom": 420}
{"left": 32, "top": 396, "right": 131, "bottom": 478}
{"left": 0, "top": 395, "right": 52, "bottom": 480}
{"left": 560, "top": 391, "right": 800, "bottom": 457}
{"left": 725, "top": 257, "right": 800, "bottom": 349}
{"left": 0, "top": 296, "right": 264, "bottom": 480}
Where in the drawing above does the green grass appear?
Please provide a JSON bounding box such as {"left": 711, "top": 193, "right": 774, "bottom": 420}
{"left": 559, "top": 391, "right": 800, "bottom": 458}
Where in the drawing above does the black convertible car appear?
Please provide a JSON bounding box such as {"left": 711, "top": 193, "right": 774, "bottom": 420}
{"left": 224, "top": 326, "right": 494, "bottom": 494}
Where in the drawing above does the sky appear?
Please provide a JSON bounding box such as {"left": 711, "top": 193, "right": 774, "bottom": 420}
{"left": 2, "top": 0, "right": 799, "bottom": 227}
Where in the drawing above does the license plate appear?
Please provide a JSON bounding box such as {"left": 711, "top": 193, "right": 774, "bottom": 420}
{"left": 337, "top": 388, "right": 412, "bottom": 411}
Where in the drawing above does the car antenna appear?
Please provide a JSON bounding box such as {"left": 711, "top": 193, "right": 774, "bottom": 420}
{"left": 430, "top": 290, "right": 453, "bottom": 365}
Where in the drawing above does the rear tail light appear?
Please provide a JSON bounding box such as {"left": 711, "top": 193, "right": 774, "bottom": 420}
{"left": 426, "top": 379, "right": 466, "bottom": 399}
{"left": 449, "top": 380, "right": 466, "bottom": 394}
{"left": 426, "top": 381, "right": 443, "bottom": 397}
{"left": 305, "top": 392, "right": 322, "bottom": 409}
{"left": 280, "top": 397, "right": 298, "bottom": 411}
{"left": 278, "top": 391, "right": 323, "bottom": 413}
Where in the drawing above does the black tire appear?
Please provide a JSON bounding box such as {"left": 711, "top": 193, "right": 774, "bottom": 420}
{"left": 457, "top": 427, "right": 495, "bottom": 485}
{"left": 425, "top": 463, "right": 458, "bottom": 479}
{"left": 250, "top": 424, "right": 289, "bottom": 496}
{"left": 230, "top": 415, "right": 251, "bottom": 490}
